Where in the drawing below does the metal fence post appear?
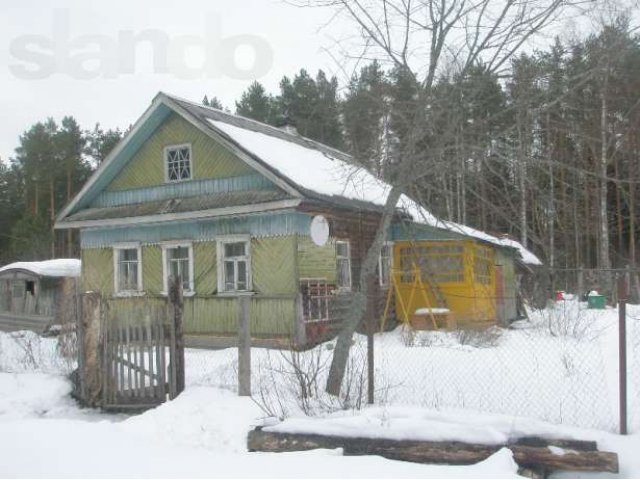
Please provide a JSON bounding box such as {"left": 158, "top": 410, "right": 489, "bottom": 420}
{"left": 238, "top": 295, "right": 251, "bottom": 396}
{"left": 618, "top": 273, "right": 628, "bottom": 435}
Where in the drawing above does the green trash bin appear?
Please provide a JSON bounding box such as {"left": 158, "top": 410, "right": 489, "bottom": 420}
{"left": 587, "top": 294, "right": 606, "bottom": 309}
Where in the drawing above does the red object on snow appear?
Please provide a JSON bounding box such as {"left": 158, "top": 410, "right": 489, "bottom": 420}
{"left": 555, "top": 291, "right": 565, "bottom": 301}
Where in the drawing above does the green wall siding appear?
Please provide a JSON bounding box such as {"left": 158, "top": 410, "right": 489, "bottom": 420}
{"left": 82, "top": 234, "right": 299, "bottom": 338}
{"left": 108, "top": 113, "right": 252, "bottom": 190}
{"left": 297, "top": 235, "right": 336, "bottom": 283}
{"left": 142, "top": 245, "right": 163, "bottom": 294}
{"left": 81, "top": 248, "right": 113, "bottom": 296}
{"left": 182, "top": 296, "right": 295, "bottom": 336}
{"left": 252, "top": 236, "right": 297, "bottom": 294}
{"left": 194, "top": 242, "right": 217, "bottom": 294}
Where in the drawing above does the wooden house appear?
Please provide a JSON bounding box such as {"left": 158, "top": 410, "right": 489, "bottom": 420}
{"left": 0, "top": 259, "right": 81, "bottom": 333}
{"left": 55, "top": 93, "right": 539, "bottom": 348}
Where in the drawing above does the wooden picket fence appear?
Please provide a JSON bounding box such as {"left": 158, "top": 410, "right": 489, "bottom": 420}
{"left": 102, "top": 302, "right": 178, "bottom": 410}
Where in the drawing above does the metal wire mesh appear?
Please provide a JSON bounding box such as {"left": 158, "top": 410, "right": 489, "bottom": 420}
{"left": 375, "top": 300, "right": 623, "bottom": 432}
{"left": 185, "top": 346, "right": 239, "bottom": 391}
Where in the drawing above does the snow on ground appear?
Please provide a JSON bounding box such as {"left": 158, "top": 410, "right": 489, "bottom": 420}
{"left": 0, "top": 300, "right": 639, "bottom": 477}
{"left": 0, "top": 365, "right": 520, "bottom": 478}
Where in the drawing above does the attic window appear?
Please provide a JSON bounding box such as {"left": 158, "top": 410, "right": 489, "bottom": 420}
{"left": 165, "top": 144, "right": 192, "bottom": 182}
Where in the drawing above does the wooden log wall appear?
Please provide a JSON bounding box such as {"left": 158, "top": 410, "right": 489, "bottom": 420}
{"left": 297, "top": 201, "right": 390, "bottom": 329}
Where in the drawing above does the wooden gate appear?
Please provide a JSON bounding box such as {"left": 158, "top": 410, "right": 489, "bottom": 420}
{"left": 102, "top": 304, "right": 178, "bottom": 410}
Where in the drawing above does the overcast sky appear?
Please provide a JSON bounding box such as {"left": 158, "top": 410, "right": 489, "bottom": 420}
{"left": 0, "top": 0, "right": 348, "bottom": 161}
{"left": 0, "top": 1, "right": 629, "bottom": 163}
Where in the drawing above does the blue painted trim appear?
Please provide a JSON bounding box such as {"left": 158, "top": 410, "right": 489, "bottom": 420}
{"left": 81, "top": 210, "right": 313, "bottom": 248}
{"left": 92, "top": 174, "right": 275, "bottom": 208}
{"left": 75, "top": 105, "right": 173, "bottom": 212}
{"left": 390, "top": 222, "right": 467, "bottom": 241}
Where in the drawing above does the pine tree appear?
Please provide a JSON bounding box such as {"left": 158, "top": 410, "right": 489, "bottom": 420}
{"left": 235, "top": 81, "right": 275, "bottom": 124}
{"left": 343, "top": 61, "right": 389, "bottom": 174}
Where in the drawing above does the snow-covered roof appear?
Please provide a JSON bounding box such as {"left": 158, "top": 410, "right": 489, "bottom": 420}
{"left": 0, "top": 259, "right": 81, "bottom": 278}
{"left": 56, "top": 91, "right": 540, "bottom": 266}
{"left": 209, "top": 120, "right": 391, "bottom": 206}
{"left": 399, "top": 196, "right": 542, "bottom": 265}
{"left": 206, "top": 113, "right": 541, "bottom": 265}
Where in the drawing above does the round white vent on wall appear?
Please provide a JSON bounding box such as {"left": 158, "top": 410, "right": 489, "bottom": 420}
{"left": 310, "top": 215, "right": 330, "bottom": 246}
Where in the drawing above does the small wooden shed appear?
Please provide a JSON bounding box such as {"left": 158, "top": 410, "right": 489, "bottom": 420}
{"left": 0, "top": 259, "right": 81, "bottom": 333}
{"left": 385, "top": 217, "right": 541, "bottom": 329}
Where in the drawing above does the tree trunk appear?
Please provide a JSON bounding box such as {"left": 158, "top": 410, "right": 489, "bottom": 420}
{"left": 326, "top": 186, "right": 402, "bottom": 396}
{"left": 599, "top": 72, "right": 611, "bottom": 280}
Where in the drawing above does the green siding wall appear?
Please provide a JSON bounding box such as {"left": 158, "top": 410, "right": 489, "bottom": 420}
{"left": 82, "top": 234, "right": 299, "bottom": 338}
{"left": 297, "top": 235, "right": 336, "bottom": 283}
{"left": 182, "top": 296, "right": 295, "bottom": 336}
{"left": 194, "top": 242, "right": 217, "bottom": 294}
{"left": 252, "top": 236, "right": 297, "bottom": 294}
{"left": 142, "top": 245, "right": 163, "bottom": 294}
{"left": 108, "top": 113, "right": 252, "bottom": 190}
{"left": 82, "top": 248, "right": 113, "bottom": 295}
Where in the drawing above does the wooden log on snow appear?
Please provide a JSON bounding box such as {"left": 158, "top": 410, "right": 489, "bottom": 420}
{"left": 247, "top": 429, "right": 618, "bottom": 474}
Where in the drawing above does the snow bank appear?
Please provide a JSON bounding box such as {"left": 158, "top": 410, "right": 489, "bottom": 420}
{"left": 264, "top": 405, "right": 609, "bottom": 446}
{"left": 0, "top": 258, "right": 81, "bottom": 277}
{"left": 0, "top": 372, "right": 73, "bottom": 419}
{"left": 121, "top": 387, "right": 261, "bottom": 453}
{"left": 0, "top": 368, "right": 522, "bottom": 478}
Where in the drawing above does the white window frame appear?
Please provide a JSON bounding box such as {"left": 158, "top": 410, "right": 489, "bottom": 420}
{"left": 164, "top": 143, "right": 193, "bottom": 183}
{"left": 161, "top": 241, "right": 195, "bottom": 296}
{"left": 335, "top": 240, "right": 352, "bottom": 291}
{"left": 378, "top": 241, "right": 394, "bottom": 287}
{"left": 112, "top": 243, "right": 143, "bottom": 297}
{"left": 216, "top": 235, "right": 252, "bottom": 294}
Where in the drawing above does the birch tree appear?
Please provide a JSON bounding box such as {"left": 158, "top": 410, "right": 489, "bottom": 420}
{"left": 297, "top": 0, "right": 597, "bottom": 396}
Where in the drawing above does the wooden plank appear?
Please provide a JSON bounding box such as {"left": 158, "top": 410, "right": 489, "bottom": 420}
{"left": 246, "top": 430, "right": 619, "bottom": 474}
{"left": 113, "top": 326, "right": 119, "bottom": 404}
{"left": 151, "top": 317, "right": 164, "bottom": 401}
{"left": 156, "top": 320, "right": 166, "bottom": 399}
{"left": 513, "top": 437, "right": 598, "bottom": 452}
{"left": 118, "top": 326, "right": 125, "bottom": 394}
{"left": 101, "top": 321, "right": 108, "bottom": 407}
{"left": 146, "top": 321, "right": 154, "bottom": 397}
{"left": 125, "top": 325, "right": 133, "bottom": 398}
{"left": 110, "top": 326, "right": 116, "bottom": 400}
{"left": 168, "top": 309, "right": 177, "bottom": 400}
{"left": 238, "top": 296, "right": 251, "bottom": 396}
{"left": 135, "top": 324, "right": 142, "bottom": 398}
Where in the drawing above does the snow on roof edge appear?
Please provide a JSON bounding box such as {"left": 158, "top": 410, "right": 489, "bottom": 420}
{"left": 0, "top": 259, "right": 81, "bottom": 278}
{"left": 200, "top": 106, "right": 542, "bottom": 267}
{"left": 398, "top": 196, "right": 542, "bottom": 266}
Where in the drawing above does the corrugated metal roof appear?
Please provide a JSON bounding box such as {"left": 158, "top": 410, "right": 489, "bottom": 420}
{"left": 60, "top": 190, "right": 290, "bottom": 223}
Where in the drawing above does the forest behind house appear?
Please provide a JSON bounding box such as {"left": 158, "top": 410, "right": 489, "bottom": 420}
{"left": 1, "top": 21, "right": 639, "bottom": 299}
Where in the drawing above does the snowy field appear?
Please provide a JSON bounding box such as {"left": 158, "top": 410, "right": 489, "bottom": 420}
{"left": 1, "top": 300, "right": 639, "bottom": 478}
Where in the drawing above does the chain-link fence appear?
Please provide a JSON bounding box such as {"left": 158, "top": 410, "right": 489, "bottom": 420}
{"left": 374, "top": 299, "right": 637, "bottom": 433}
{"left": 181, "top": 296, "right": 637, "bottom": 433}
